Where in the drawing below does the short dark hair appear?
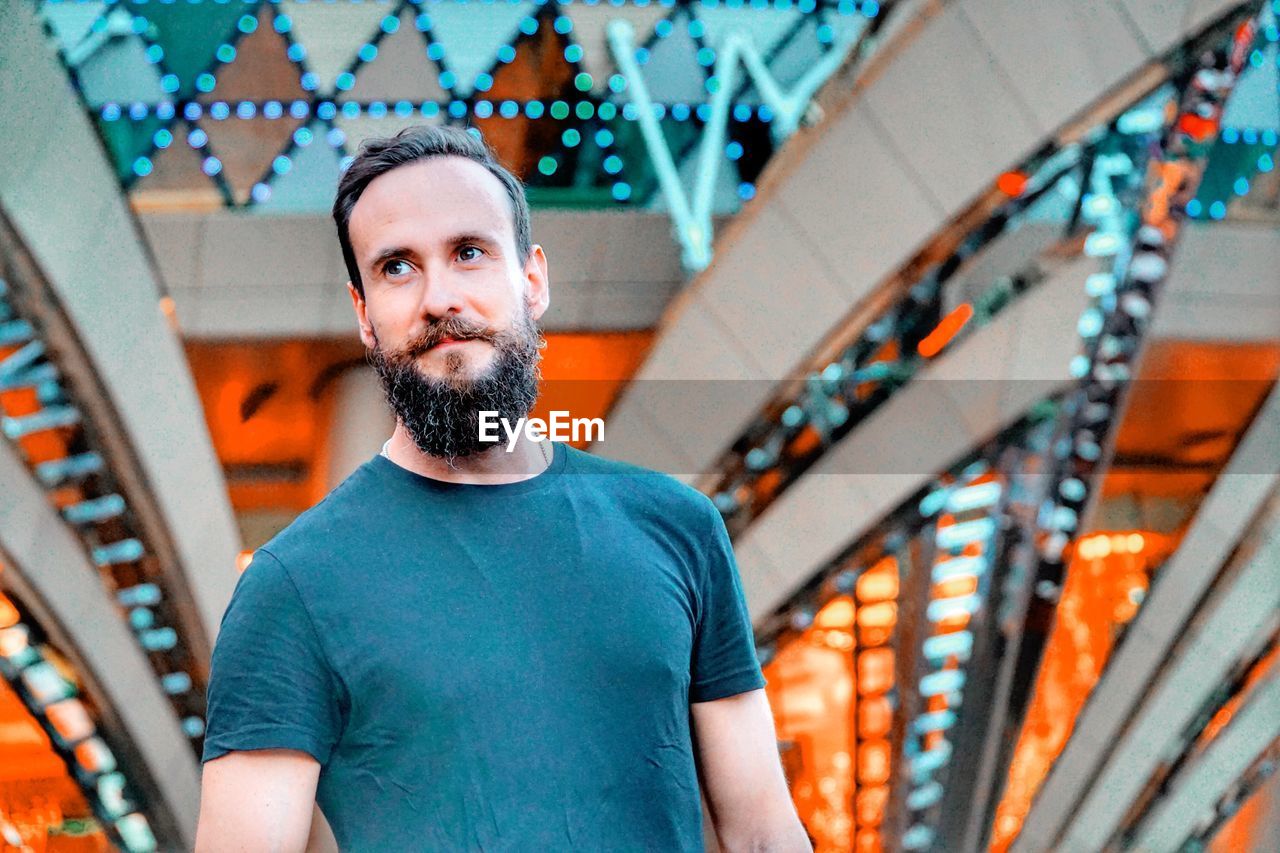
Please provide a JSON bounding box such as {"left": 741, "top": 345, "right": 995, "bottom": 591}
{"left": 332, "top": 124, "right": 532, "bottom": 297}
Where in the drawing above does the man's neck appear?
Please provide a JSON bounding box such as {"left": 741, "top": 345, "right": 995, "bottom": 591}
{"left": 381, "top": 422, "right": 552, "bottom": 485}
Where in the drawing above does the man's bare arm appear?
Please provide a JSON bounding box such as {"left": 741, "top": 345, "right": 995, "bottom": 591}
{"left": 196, "top": 749, "right": 331, "bottom": 852}
{"left": 691, "top": 688, "right": 812, "bottom": 852}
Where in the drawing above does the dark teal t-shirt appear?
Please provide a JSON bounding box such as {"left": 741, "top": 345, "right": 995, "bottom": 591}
{"left": 202, "top": 443, "right": 765, "bottom": 850}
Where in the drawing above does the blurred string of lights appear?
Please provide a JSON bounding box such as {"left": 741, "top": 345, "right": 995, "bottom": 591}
{"left": 0, "top": 260, "right": 207, "bottom": 747}
{"left": 988, "top": 11, "right": 1263, "bottom": 852}
{"left": 607, "top": 0, "right": 886, "bottom": 268}
{"left": 43, "top": 0, "right": 883, "bottom": 211}
{"left": 0, "top": 586, "right": 158, "bottom": 852}
{"left": 703, "top": 13, "right": 1278, "bottom": 541}
{"left": 753, "top": 408, "right": 1057, "bottom": 853}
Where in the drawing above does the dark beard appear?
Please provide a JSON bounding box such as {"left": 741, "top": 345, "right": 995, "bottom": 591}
{"left": 369, "top": 311, "right": 542, "bottom": 464}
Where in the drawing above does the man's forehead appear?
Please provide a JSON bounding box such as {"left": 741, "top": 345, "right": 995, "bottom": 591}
{"left": 350, "top": 157, "right": 514, "bottom": 249}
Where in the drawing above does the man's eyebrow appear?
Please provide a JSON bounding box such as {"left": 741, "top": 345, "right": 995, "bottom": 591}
{"left": 367, "top": 245, "right": 416, "bottom": 270}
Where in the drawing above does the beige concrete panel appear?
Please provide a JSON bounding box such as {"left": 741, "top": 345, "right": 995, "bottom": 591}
{"left": 1154, "top": 223, "right": 1280, "bottom": 342}
{"left": 1115, "top": 0, "right": 1194, "bottom": 55}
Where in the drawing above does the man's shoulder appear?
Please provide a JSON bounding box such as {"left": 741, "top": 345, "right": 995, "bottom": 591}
{"left": 256, "top": 457, "right": 390, "bottom": 569}
{"left": 563, "top": 445, "right": 715, "bottom": 524}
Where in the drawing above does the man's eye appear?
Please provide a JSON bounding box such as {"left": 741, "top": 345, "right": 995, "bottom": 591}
{"left": 385, "top": 259, "right": 411, "bottom": 276}
{"left": 458, "top": 245, "right": 483, "bottom": 262}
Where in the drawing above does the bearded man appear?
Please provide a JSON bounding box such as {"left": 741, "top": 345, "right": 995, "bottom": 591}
{"left": 195, "top": 125, "right": 810, "bottom": 852}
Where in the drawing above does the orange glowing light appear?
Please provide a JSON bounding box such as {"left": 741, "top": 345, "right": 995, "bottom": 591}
{"left": 933, "top": 575, "right": 979, "bottom": 600}
{"left": 917, "top": 303, "right": 975, "bottom": 359}
{"left": 856, "top": 602, "right": 897, "bottom": 630}
{"left": 236, "top": 550, "right": 254, "bottom": 573}
{"left": 0, "top": 593, "right": 18, "bottom": 629}
{"left": 858, "top": 696, "right": 892, "bottom": 738}
{"left": 857, "top": 648, "right": 895, "bottom": 695}
{"left": 855, "top": 786, "right": 888, "bottom": 827}
{"left": 856, "top": 559, "right": 899, "bottom": 602}
{"left": 815, "top": 596, "right": 855, "bottom": 630}
{"left": 857, "top": 740, "right": 891, "bottom": 785}
{"left": 855, "top": 830, "right": 883, "bottom": 853}
{"left": 997, "top": 171, "right": 1028, "bottom": 197}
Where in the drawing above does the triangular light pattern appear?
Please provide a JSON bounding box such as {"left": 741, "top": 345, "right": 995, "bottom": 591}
{"left": 694, "top": 4, "right": 803, "bottom": 59}
{"left": 41, "top": 0, "right": 106, "bottom": 54}
{"left": 281, "top": 0, "right": 390, "bottom": 96}
{"left": 201, "top": 4, "right": 306, "bottom": 104}
{"left": 1221, "top": 39, "right": 1279, "bottom": 131}
{"left": 132, "top": 122, "right": 223, "bottom": 205}
{"left": 254, "top": 121, "right": 344, "bottom": 214}
{"left": 76, "top": 33, "right": 166, "bottom": 107}
{"left": 123, "top": 0, "right": 243, "bottom": 99}
{"left": 565, "top": 2, "right": 671, "bottom": 95}
{"left": 423, "top": 0, "right": 534, "bottom": 98}
{"left": 615, "top": 10, "right": 707, "bottom": 105}
{"left": 199, "top": 113, "right": 306, "bottom": 205}
{"left": 346, "top": 7, "right": 449, "bottom": 105}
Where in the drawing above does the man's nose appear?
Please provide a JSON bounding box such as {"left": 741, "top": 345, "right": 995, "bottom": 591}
{"left": 416, "top": 263, "right": 466, "bottom": 321}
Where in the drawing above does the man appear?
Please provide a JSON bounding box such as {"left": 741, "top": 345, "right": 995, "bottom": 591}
{"left": 195, "top": 124, "right": 809, "bottom": 852}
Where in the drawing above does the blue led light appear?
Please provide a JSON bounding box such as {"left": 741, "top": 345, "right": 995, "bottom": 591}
{"left": 368, "top": 102, "right": 387, "bottom": 118}
{"left": 500, "top": 100, "right": 519, "bottom": 118}
{"left": 153, "top": 128, "right": 173, "bottom": 149}
{"left": 671, "top": 103, "right": 690, "bottom": 121}
{"left": 498, "top": 44, "right": 516, "bottom": 63}
{"left": 196, "top": 72, "right": 216, "bottom": 93}
{"left": 358, "top": 43, "right": 377, "bottom": 63}
{"left": 609, "top": 74, "right": 627, "bottom": 94}
{"left": 382, "top": 14, "right": 400, "bottom": 33}
{"left": 327, "top": 127, "right": 345, "bottom": 147}
{"left": 1185, "top": 198, "right": 1202, "bottom": 217}
{"left": 289, "top": 100, "right": 309, "bottom": 119}
{"left": 128, "top": 102, "right": 147, "bottom": 120}
{"left": 188, "top": 128, "right": 208, "bottom": 148}
{"left": 725, "top": 141, "right": 743, "bottom": 160}
{"left": 293, "top": 126, "right": 313, "bottom": 146}
{"left": 262, "top": 100, "right": 282, "bottom": 119}
{"left": 317, "top": 101, "right": 336, "bottom": 120}
{"left": 1259, "top": 153, "right": 1274, "bottom": 173}
{"left": 622, "top": 102, "right": 639, "bottom": 121}
{"left": 416, "top": 13, "right": 432, "bottom": 32}
{"left": 519, "top": 16, "right": 538, "bottom": 35}
{"left": 475, "top": 100, "right": 494, "bottom": 118}
{"left": 273, "top": 155, "right": 292, "bottom": 176}
{"left": 145, "top": 43, "right": 164, "bottom": 64}
{"left": 428, "top": 42, "right": 445, "bottom": 61}
{"left": 336, "top": 71, "right": 355, "bottom": 91}
{"left": 603, "top": 155, "right": 623, "bottom": 174}
{"left": 420, "top": 102, "right": 440, "bottom": 117}
{"left": 395, "top": 100, "right": 413, "bottom": 116}
{"left": 340, "top": 155, "right": 355, "bottom": 171}
{"left": 1209, "top": 200, "right": 1227, "bottom": 219}
{"left": 635, "top": 47, "right": 650, "bottom": 65}
{"left": 183, "top": 102, "right": 201, "bottom": 121}
{"left": 863, "top": 0, "right": 880, "bottom": 16}
{"left": 526, "top": 100, "right": 545, "bottom": 119}
{"left": 1242, "top": 127, "right": 1258, "bottom": 145}
{"left": 695, "top": 103, "right": 711, "bottom": 121}
{"left": 696, "top": 47, "right": 715, "bottom": 66}
{"left": 341, "top": 101, "right": 360, "bottom": 118}
{"left": 562, "top": 128, "right": 580, "bottom": 147}
{"left": 274, "top": 14, "right": 291, "bottom": 34}
{"left": 688, "top": 19, "right": 704, "bottom": 38}
{"left": 565, "top": 44, "right": 584, "bottom": 63}
{"left": 202, "top": 156, "right": 222, "bottom": 177}
{"left": 289, "top": 44, "right": 307, "bottom": 63}
{"left": 475, "top": 72, "right": 494, "bottom": 92}
{"left": 595, "top": 128, "right": 614, "bottom": 147}
{"left": 612, "top": 181, "right": 631, "bottom": 201}
{"left": 538, "top": 155, "right": 558, "bottom": 175}
{"left": 1222, "top": 126, "right": 1239, "bottom": 143}
{"left": 132, "top": 157, "right": 153, "bottom": 177}
{"left": 554, "top": 15, "right": 573, "bottom": 34}
{"left": 439, "top": 70, "right": 455, "bottom": 89}
{"left": 655, "top": 19, "right": 673, "bottom": 38}
{"left": 238, "top": 14, "right": 257, "bottom": 34}
{"left": 1234, "top": 176, "right": 1250, "bottom": 196}
{"left": 216, "top": 44, "right": 236, "bottom": 63}
{"left": 210, "top": 101, "right": 230, "bottom": 120}
{"left": 732, "top": 103, "right": 752, "bottom": 123}
{"left": 448, "top": 100, "right": 467, "bottom": 118}
{"left": 737, "top": 182, "right": 755, "bottom": 200}
{"left": 598, "top": 102, "right": 617, "bottom": 121}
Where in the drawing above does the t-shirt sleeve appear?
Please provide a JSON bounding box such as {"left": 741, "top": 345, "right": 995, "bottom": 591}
{"left": 202, "top": 548, "right": 345, "bottom": 765}
{"left": 690, "top": 498, "right": 767, "bottom": 703}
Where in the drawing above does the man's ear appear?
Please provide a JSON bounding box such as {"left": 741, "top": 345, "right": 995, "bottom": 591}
{"left": 346, "top": 281, "right": 377, "bottom": 349}
{"left": 524, "top": 244, "right": 550, "bottom": 322}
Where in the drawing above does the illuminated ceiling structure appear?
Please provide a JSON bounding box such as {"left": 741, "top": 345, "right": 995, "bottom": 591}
{"left": 1, "top": 0, "right": 1277, "bottom": 851}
